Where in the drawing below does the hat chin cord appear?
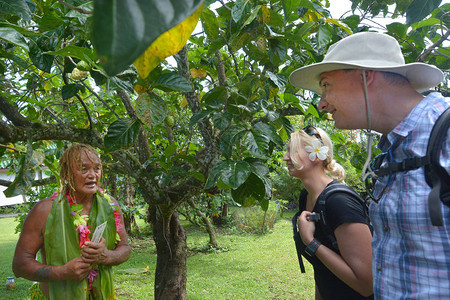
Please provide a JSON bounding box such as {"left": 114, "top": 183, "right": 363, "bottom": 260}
{"left": 360, "top": 70, "right": 377, "bottom": 182}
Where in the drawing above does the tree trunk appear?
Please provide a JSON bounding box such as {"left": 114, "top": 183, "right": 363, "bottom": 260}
{"left": 149, "top": 205, "right": 187, "bottom": 300}
{"left": 187, "top": 198, "right": 218, "bottom": 247}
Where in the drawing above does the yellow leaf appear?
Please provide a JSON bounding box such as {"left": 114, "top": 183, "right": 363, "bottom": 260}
{"left": 180, "top": 96, "right": 188, "bottom": 108}
{"left": 306, "top": 11, "right": 319, "bottom": 22}
{"left": 134, "top": 84, "right": 146, "bottom": 94}
{"left": 44, "top": 80, "right": 52, "bottom": 92}
{"left": 326, "top": 18, "right": 352, "bottom": 35}
{"left": 269, "top": 87, "right": 279, "bottom": 99}
{"left": 190, "top": 68, "right": 207, "bottom": 79}
{"left": 134, "top": 3, "right": 204, "bottom": 79}
{"left": 261, "top": 5, "right": 270, "bottom": 24}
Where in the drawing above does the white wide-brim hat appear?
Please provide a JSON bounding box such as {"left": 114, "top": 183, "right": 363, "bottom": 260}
{"left": 289, "top": 32, "right": 444, "bottom": 95}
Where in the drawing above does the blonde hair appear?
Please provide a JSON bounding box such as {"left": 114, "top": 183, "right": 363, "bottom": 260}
{"left": 59, "top": 144, "right": 102, "bottom": 200}
{"left": 289, "top": 128, "right": 346, "bottom": 182}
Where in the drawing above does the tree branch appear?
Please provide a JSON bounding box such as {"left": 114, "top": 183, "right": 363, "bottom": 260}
{"left": 418, "top": 28, "right": 450, "bottom": 62}
{"left": 116, "top": 90, "right": 152, "bottom": 163}
{"left": 0, "top": 175, "right": 56, "bottom": 188}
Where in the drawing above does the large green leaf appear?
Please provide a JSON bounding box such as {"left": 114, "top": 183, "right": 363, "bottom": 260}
{"left": 93, "top": 0, "right": 204, "bottom": 76}
{"left": 45, "top": 45, "right": 98, "bottom": 61}
{"left": 0, "top": 0, "right": 33, "bottom": 22}
{"left": 149, "top": 93, "right": 167, "bottom": 126}
{"left": 406, "top": 0, "right": 442, "bottom": 25}
{"left": 0, "top": 27, "right": 28, "bottom": 51}
{"left": 205, "top": 159, "right": 233, "bottom": 189}
{"left": 244, "top": 128, "right": 270, "bottom": 158}
{"left": 230, "top": 173, "right": 266, "bottom": 207}
{"left": 221, "top": 160, "right": 252, "bottom": 189}
{"left": 219, "top": 125, "right": 248, "bottom": 158}
{"left": 104, "top": 118, "right": 141, "bottom": 152}
{"left": 3, "top": 154, "right": 34, "bottom": 197}
{"left": 153, "top": 72, "right": 193, "bottom": 92}
{"left": 201, "top": 8, "right": 219, "bottom": 39}
{"left": 61, "top": 84, "right": 83, "bottom": 100}
{"left": 253, "top": 122, "right": 284, "bottom": 148}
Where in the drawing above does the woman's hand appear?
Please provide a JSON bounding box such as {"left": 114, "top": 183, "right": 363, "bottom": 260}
{"left": 81, "top": 237, "right": 107, "bottom": 264}
{"left": 297, "top": 211, "right": 316, "bottom": 244}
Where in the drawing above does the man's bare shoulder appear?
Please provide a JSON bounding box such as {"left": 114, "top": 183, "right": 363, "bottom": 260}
{"left": 26, "top": 195, "right": 56, "bottom": 220}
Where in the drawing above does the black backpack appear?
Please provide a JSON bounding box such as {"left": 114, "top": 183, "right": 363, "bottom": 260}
{"left": 292, "top": 182, "right": 370, "bottom": 273}
{"left": 370, "top": 107, "right": 450, "bottom": 226}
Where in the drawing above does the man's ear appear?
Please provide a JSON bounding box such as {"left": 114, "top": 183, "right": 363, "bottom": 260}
{"left": 360, "top": 70, "right": 377, "bottom": 86}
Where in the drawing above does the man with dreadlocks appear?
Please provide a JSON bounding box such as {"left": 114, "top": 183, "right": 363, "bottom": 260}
{"left": 13, "top": 144, "right": 131, "bottom": 299}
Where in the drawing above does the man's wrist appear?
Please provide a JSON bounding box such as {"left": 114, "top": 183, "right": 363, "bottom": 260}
{"left": 304, "top": 238, "right": 321, "bottom": 256}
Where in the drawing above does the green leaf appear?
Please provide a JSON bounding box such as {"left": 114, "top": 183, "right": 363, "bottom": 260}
{"left": 0, "top": 0, "right": 33, "bottom": 22}
{"left": 211, "top": 112, "right": 232, "bottom": 130}
{"left": 29, "top": 39, "right": 55, "bottom": 73}
{"left": 201, "top": 8, "right": 219, "bottom": 39}
{"left": 61, "top": 84, "right": 83, "bottom": 100}
{"left": 0, "top": 27, "right": 29, "bottom": 51}
{"left": 93, "top": 0, "right": 204, "bottom": 75}
{"left": 240, "top": 5, "right": 260, "bottom": 29}
{"left": 45, "top": 45, "right": 98, "bottom": 61}
{"left": 268, "top": 39, "right": 286, "bottom": 66}
{"left": 386, "top": 22, "right": 408, "bottom": 39}
{"left": 230, "top": 173, "right": 266, "bottom": 206}
{"left": 38, "top": 10, "right": 64, "bottom": 32}
{"left": 219, "top": 125, "right": 248, "bottom": 158}
{"left": 149, "top": 93, "right": 167, "bottom": 126}
{"left": 205, "top": 159, "right": 233, "bottom": 189}
{"left": 305, "top": 104, "right": 320, "bottom": 118}
{"left": 317, "top": 25, "right": 333, "bottom": 49}
{"left": 202, "top": 86, "right": 227, "bottom": 110}
{"left": 253, "top": 122, "right": 284, "bottom": 147}
{"left": 231, "top": 0, "right": 250, "bottom": 23}
{"left": 266, "top": 71, "right": 288, "bottom": 89}
{"left": 153, "top": 72, "right": 193, "bottom": 92}
{"left": 221, "top": 160, "right": 252, "bottom": 189}
{"left": 406, "top": 0, "right": 442, "bottom": 25}
{"left": 3, "top": 155, "right": 34, "bottom": 197}
{"left": 245, "top": 129, "right": 270, "bottom": 158}
{"left": 104, "top": 118, "right": 141, "bottom": 152}
{"left": 135, "top": 92, "right": 152, "bottom": 128}
{"left": 189, "top": 110, "right": 210, "bottom": 128}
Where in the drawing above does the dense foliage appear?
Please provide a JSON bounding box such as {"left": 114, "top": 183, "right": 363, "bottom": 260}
{"left": 0, "top": 0, "right": 448, "bottom": 298}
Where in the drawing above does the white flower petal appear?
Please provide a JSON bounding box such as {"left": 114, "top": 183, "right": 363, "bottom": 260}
{"left": 311, "top": 139, "right": 320, "bottom": 148}
{"left": 309, "top": 152, "right": 317, "bottom": 161}
{"left": 317, "top": 152, "right": 327, "bottom": 160}
{"left": 305, "top": 146, "right": 314, "bottom": 153}
{"left": 319, "top": 146, "right": 329, "bottom": 154}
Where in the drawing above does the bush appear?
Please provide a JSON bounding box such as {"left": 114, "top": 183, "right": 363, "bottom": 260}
{"left": 231, "top": 202, "right": 278, "bottom": 234}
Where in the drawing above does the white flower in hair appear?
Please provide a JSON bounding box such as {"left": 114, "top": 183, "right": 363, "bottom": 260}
{"left": 305, "top": 140, "right": 329, "bottom": 161}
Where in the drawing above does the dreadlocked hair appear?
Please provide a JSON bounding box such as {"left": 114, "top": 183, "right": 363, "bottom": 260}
{"left": 59, "top": 144, "right": 102, "bottom": 202}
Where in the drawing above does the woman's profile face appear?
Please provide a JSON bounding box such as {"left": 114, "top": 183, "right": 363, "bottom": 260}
{"left": 283, "top": 140, "right": 310, "bottom": 178}
{"left": 71, "top": 150, "right": 102, "bottom": 199}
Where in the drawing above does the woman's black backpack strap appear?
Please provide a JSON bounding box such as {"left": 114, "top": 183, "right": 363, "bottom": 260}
{"left": 316, "top": 182, "right": 371, "bottom": 253}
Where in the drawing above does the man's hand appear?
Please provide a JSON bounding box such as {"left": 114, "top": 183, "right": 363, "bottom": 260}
{"left": 81, "top": 237, "right": 107, "bottom": 264}
{"left": 64, "top": 257, "right": 92, "bottom": 281}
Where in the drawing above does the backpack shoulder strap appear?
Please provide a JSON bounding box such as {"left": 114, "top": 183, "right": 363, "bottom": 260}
{"left": 316, "top": 182, "right": 367, "bottom": 252}
{"left": 425, "top": 106, "right": 450, "bottom": 226}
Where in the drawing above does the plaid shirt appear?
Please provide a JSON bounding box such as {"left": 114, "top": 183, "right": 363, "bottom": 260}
{"left": 370, "top": 92, "right": 450, "bottom": 299}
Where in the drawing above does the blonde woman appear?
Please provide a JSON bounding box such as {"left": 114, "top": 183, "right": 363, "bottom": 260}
{"left": 285, "top": 126, "right": 373, "bottom": 300}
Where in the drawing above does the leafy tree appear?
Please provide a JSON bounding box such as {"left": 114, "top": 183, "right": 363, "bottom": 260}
{"left": 0, "top": 0, "right": 447, "bottom": 298}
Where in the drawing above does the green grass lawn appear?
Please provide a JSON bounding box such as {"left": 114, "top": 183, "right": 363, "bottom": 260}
{"left": 0, "top": 212, "right": 315, "bottom": 299}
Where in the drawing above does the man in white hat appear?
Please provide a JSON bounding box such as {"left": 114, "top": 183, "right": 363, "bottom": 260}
{"left": 290, "top": 32, "right": 449, "bottom": 299}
